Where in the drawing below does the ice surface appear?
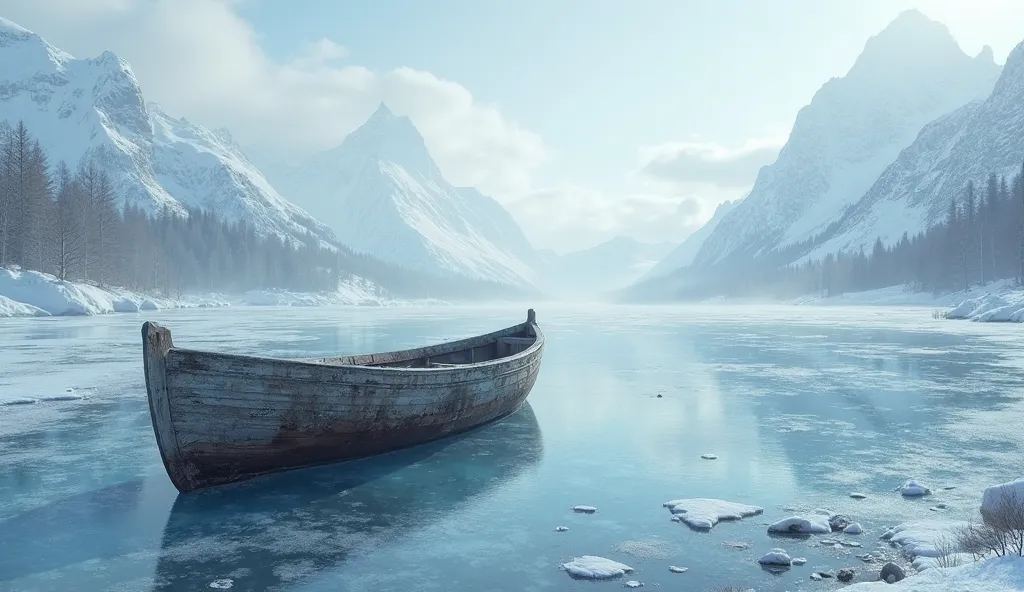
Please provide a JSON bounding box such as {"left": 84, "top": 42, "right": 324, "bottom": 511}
{"left": 767, "top": 515, "right": 832, "bottom": 534}
{"left": 758, "top": 548, "right": 793, "bottom": 566}
{"left": 846, "top": 556, "right": 1024, "bottom": 591}
{"left": 561, "top": 556, "right": 633, "bottom": 580}
{"left": 900, "top": 479, "right": 932, "bottom": 497}
{"left": 662, "top": 498, "right": 764, "bottom": 530}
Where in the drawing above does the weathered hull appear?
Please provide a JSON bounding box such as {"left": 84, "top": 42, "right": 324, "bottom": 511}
{"left": 142, "top": 312, "right": 544, "bottom": 493}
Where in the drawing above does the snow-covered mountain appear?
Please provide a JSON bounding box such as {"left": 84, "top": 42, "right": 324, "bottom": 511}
{"left": 270, "top": 103, "right": 541, "bottom": 286}
{"left": 641, "top": 199, "right": 739, "bottom": 281}
{"left": 545, "top": 236, "right": 677, "bottom": 298}
{"left": 0, "top": 17, "right": 337, "bottom": 249}
{"left": 690, "top": 10, "right": 1001, "bottom": 269}
{"left": 805, "top": 40, "right": 1024, "bottom": 261}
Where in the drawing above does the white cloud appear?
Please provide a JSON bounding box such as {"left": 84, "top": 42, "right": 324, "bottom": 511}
{"left": 638, "top": 137, "right": 784, "bottom": 188}
{"left": 0, "top": 0, "right": 548, "bottom": 198}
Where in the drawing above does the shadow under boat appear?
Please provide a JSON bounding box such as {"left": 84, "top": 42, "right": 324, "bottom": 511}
{"left": 151, "top": 402, "right": 544, "bottom": 591}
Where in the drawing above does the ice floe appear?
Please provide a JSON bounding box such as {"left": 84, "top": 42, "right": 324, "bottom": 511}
{"left": 561, "top": 556, "right": 633, "bottom": 580}
{"left": 662, "top": 498, "right": 764, "bottom": 530}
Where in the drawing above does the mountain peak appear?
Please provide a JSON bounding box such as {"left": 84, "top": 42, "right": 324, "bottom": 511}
{"left": 330, "top": 101, "right": 438, "bottom": 178}
{"left": 848, "top": 9, "right": 964, "bottom": 78}
{"left": 370, "top": 101, "right": 394, "bottom": 121}
{"left": 976, "top": 45, "right": 995, "bottom": 64}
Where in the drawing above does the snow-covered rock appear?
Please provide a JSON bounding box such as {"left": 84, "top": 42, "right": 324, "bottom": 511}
{"left": 845, "top": 523, "right": 864, "bottom": 535}
{"left": 662, "top": 498, "right": 764, "bottom": 530}
{"left": 668, "top": 566, "right": 687, "bottom": 573}
{"left": 768, "top": 515, "right": 833, "bottom": 535}
{"left": 808, "top": 39, "right": 1024, "bottom": 262}
{"left": 0, "top": 17, "right": 338, "bottom": 250}
{"left": 572, "top": 505, "right": 597, "bottom": 514}
{"left": 0, "top": 268, "right": 137, "bottom": 316}
{"left": 561, "top": 556, "right": 633, "bottom": 580}
{"left": 758, "top": 548, "right": 793, "bottom": 566}
{"left": 269, "top": 103, "right": 541, "bottom": 287}
{"left": 900, "top": 479, "right": 932, "bottom": 497}
{"left": 946, "top": 290, "right": 1024, "bottom": 323}
{"left": 689, "top": 10, "right": 1000, "bottom": 269}
{"left": 846, "top": 556, "right": 1024, "bottom": 591}
{"left": 981, "top": 478, "right": 1024, "bottom": 517}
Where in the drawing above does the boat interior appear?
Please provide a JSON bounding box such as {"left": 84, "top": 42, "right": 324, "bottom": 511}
{"left": 315, "top": 323, "right": 539, "bottom": 369}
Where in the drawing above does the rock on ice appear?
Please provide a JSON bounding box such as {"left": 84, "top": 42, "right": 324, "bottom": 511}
{"left": 850, "top": 492, "right": 868, "bottom": 499}
{"left": 662, "top": 498, "right": 764, "bottom": 530}
{"left": 555, "top": 526, "right": 569, "bottom": 532}
{"left": 562, "top": 556, "right": 633, "bottom": 580}
{"left": 701, "top": 453, "right": 718, "bottom": 460}
{"left": 573, "top": 505, "right": 597, "bottom": 514}
{"left": 844, "top": 523, "right": 864, "bottom": 534}
{"left": 623, "top": 581, "right": 643, "bottom": 588}
{"left": 758, "top": 548, "right": 793, "bottom": 566}
{"left": 767, "top": 515, "right": 832, "bottom": 534}
{"left": 668, "top": 566, "right": 688, "bottom": 573}
{"left": 900, "top": 479, "right": 932, "bottom": 497}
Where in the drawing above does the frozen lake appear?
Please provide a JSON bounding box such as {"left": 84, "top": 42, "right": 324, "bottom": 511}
{"left": 1, "top": 303, "right": 1023, "bottom": 591}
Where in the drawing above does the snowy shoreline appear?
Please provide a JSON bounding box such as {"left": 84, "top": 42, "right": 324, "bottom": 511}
{"left": 0, "top": 268, "right": 402, "bottom": 318}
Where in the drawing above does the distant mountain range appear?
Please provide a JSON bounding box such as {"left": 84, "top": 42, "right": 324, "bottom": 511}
{"left": 627, "top": 10, "right": 1024, "bottom": 300}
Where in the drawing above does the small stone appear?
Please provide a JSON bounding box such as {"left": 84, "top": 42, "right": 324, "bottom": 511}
{"left": 880, "top": 562, "right": 906, "bottom": 583}
{"left": 209, "top": 581, "right": 233, "bottom": 590}
{"left": 850, "top": 492, "right": 868, "bottom": 499}
{"left": 656, "top": 394, "right": 663, "bottom": 398}
{"left": 818, "top": 571, "right": 835, "bottom": 578}
{"left": 701, "top": 453, "right": 718, "bottom": 460}
{"left": 837, "top": 568, "right": 856, "bottom": 582}
{"left": 791, "top": 557, "right": 807, "bottom": 566}
{"left": 810, "top": 573, "right": 823, "bottom": 581}
{"left": 623, "top": 580, "right": 643, "bottom": 588}
{"left": 829, "top": 514, "right": 853, "bottom": 531}
{"left": 555, "top": 526, "right": 569, "bottom": 532}
{"left": 844, "top": 523, "right": 864, "bottom": 535}
{"left": 573, "top": 505, "right": 597, "bottom": 514}
{"left": 668, "top": 566, "right": 688, "bottom": 573}
{"left": 860, "top": 553, "right": 875, "bottom": 563}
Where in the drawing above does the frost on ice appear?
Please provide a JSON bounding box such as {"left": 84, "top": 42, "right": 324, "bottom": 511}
{"left": 758, "top": 548, "right": 793, "bottom": 566}
{"left": 561, "top": 556, "right": 633, "bottom": 580}
{"left": 767, "top": 514, "right": 832, "bottom": 535}
{"left": 662, "top": 498, "right": 764, "bottom": 530}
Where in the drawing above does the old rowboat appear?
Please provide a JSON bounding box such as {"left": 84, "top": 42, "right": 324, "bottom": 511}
{"left": 141, "top": 309, "right": 544, "bottom": 493}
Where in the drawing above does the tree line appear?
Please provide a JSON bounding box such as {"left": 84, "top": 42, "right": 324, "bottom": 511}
{"left": 708, "top": 161, "right": 1024, "bottom": 299}
{"left": 0, "top": 120, "right": 533, "bottom": 300}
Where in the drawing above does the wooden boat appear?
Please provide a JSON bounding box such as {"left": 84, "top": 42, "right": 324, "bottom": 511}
{"left": 141, "top": 309, "right": 544, "bottom": 493}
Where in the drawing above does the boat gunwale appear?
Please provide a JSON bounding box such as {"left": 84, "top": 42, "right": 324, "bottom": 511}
{"left": 165, "top": 319, "right": 545, "bottom": 375}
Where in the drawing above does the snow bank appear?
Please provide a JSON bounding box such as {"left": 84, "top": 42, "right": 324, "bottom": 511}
{"left": 0, "top": 267, "right": 392, "bottom": 318}
{"left": 944, "top": 283, "right": 1024, "bottom": 323}
{"left": 561, "top": 556, "right": 633, "bottom": 580}
{"left": 768, "top": 514, "right": 832, "bottom": 535}
{"left": 880, "top": 520, "right": 968, "bottom": 561}
{"left": 981, "top": 478, "right": 1024, "bottom": 516}
{"left": 0, "top": 294, "right": 47, "bottom": 317}
{"left": 846, "top": 556, "right": 1024, "bottom": 591}
{"left": 662, "top": 498, "right": 764, "bottom": 530}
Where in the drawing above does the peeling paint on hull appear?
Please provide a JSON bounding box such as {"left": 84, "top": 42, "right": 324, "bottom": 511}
{"left": 142, "top": 310, "right": 545, "bottom": 492}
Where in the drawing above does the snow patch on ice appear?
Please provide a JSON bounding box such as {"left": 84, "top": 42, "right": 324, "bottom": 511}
{"left": 662, "top": 498, "right": 764, "bottom": 530}
{"left": 561, "top": 556, "right": 633, "bottom": 580}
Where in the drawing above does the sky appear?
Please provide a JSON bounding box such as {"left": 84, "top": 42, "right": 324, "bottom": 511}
{"left": 0, "top": 0, "right": 1022, "bottom": 253}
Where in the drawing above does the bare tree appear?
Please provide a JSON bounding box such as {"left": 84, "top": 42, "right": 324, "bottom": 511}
{"left": 956, "top": 487, "right": 1024, "bottom": 559}
{"left": 48, "top": 161, "right": 87, "bottom": 281}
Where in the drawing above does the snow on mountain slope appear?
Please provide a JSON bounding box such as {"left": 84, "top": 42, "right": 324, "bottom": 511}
{"left": 691, "top": 10, "right": 1001, "bottom": 269}
{"left": 0, "top": 17, "right": 337, "bottom": 249}
{"left": 642, "top": 199, "right": 738, "bottom": 281}
{"left": 272, "top": 103, "right": 541, "bottom": 286}
{"left": 805, "top": 40, "right": 1024, "bottom": 261}
{"left": 546, "top": 236, "right": 677, "bottom": 298}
